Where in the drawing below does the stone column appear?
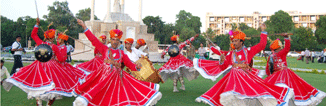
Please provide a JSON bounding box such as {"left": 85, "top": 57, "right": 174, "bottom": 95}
{"left": 139, "top": 0, "right": 144, "bottom": 25}
{"left": 121, "top": 0, "right": 125, "bottom": 14}
{"left": 90, "top": 0, "right": 95, "bottom": 21}
{"left": 105, "top": 0, "right": 112, "bottom": 22}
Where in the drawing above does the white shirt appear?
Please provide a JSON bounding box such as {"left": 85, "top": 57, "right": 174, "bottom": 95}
{"left": 198, "top": 47, "right": 206, "bottom": 56}
{"left": 11, "top": 41, "right": 23, "bottom": 55}
{"left": 66, "top": 44, "right": 74, "bottom": 53}
{"left": 1, "top": 66, "right": 10, "bottom": 82}
{"left": 125, "top": 47, "right": 147, "bottom": 62}
{"left": 107, "top": 44, "right": 111, "bottom": 48}
{"left": 138, "top": 45, "right": 149, "bottom": 53}
{"left": 305, "top": 50, "right": 310, "bottom": 56}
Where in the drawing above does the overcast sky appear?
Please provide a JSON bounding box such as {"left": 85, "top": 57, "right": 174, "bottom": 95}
{"left": 1, "top": 0, "right": 326, "bottom": 32}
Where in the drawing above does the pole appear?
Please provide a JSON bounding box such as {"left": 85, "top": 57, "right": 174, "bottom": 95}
{"left": 35, "top": 0, "right": 39, "bottom": 18}
{"left": 26, "top": 25, "right": 28, "bottom": 47}
{"left": 67, "top": 36, "right": 95, "bottom": 50}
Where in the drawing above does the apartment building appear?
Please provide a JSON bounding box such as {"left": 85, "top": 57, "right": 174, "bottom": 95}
{"left": 206, "top": 11, "right": 326, "bottom": 35}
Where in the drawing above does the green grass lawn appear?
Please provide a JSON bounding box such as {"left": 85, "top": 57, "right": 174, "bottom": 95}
{"left": 254, "top": 57, "right": 326, "bottom": 70}
{"left": 1, "top": 61, "right": 326, "bottom": 106}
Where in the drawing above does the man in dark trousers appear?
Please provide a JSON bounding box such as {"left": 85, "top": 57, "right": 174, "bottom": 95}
{"left": 66, "top": 42, "right": 74, "bottom": 62}
{"left": 10, "top": 35, "right": 25, "bottom": 75}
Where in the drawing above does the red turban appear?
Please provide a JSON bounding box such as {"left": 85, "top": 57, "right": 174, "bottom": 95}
{"left": 137, "top": 39, "right": 146, "bottom": 46}
{"left": 110, "top": 29, "right": 123, "bottom": 39}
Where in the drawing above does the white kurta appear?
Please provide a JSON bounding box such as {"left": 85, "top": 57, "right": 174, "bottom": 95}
{"left": 125, "top": 47, "right": 147, "bottom": 62}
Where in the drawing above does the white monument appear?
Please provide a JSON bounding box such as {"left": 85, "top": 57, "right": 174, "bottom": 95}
{"left": 73, "top": 0, "right": 158, "bottom": 60}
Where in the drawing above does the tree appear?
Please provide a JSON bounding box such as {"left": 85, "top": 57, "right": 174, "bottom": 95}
{"left": 231, "top": 23, "right": 237, "bottom": 30}
{"left": 192, "top": 35, "right": 206, "bottom": 49}
{"left": 315, "top": 15, "right": 326, "bottom": 44}
{"left": 161, "top": 24, "right": 174, "bottom": 44}
{"left": 1, "top": 16, "right": 16, "bottom": 47}
{"left": 266, "top": 10, "right": 294, "bottom": 34}
{"left": 175, "top": 10, "right": 201, "bottom": 34}
{"left": 179, "top": 27, "right": 196, "bottom": 42}
{"left": 187, "top": 16, "right": 201, "bottom": 34}
{"left": 143, "top": 16, "right": 164, "bottom": 34}
{"left": 202, "top": 28, "right": 216, "bottom": 39}
{"left": 76, "top": 8, "right": 99, "bottom": 21}
{"left": 43, "top": 1, "right": 82, "bottom": 46}
{"left": 243, "top": 28, "right": 261, "bottom": 47}
{"left": 291, "top": 27, "right": 317, "bottom": 50}
{"left": 239, "top": 23, "right": 250, "bottom": 31}
{"left": 213, "top": 34, "right": 230, "bottom": 50}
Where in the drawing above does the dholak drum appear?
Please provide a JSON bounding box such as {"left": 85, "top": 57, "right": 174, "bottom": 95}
{"left": 130, "top": 57, "right": 164, "bottom": 83}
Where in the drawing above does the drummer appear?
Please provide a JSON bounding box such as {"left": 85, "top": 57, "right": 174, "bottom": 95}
{"left": 124, "top": 38, "right": 148, "bottom": 62}
{"left": 135, "top": 39, "right": 148, "bottom": 53}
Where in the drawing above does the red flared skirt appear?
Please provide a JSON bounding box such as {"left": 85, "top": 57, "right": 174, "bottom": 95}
{"left": 159, "top": 54, "right": 193, "bottom": 73}
{"left": 73, "top": 63, "right": 162, "bottom": 106}
{"left": 195, "top": 67, "right": 294, "bottom": 106}
{"left": 265, "top": 68, "right": 326, "bottom": 105}
{"left": 76, "top": 55, "right": 104, "bottom": 75}
{"left": 7, "top": 59, "right": 84, "bottom": 98}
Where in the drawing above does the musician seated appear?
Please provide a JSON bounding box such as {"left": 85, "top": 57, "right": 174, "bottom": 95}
{"left": 135, "top": 39, "right": 148, "bottom": 53}
{"left": 124, "top": 38, "right": 148, "bottom": 63}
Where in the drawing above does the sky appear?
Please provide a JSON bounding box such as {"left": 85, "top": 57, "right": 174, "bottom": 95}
{"left": 1, "top": 0, "right": 326, "bottom": 33}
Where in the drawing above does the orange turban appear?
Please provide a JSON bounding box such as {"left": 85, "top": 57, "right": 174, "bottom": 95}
{"left": 171, "top": 35, "right": 179, "bottom": 42}
{"left": 270, "top": 39, "right": 282, "bottom": 50}
{"left": 44, "top": 29, "right": 56, "bottom": 39}
{"left": 110, "top": 29, "right": 123, "bottom": 39}
{"left": 124, "top": 38, "right": 134, "bottom": 44}
{"left": 137, "top": 39, "right": 146, "bottom": 46}
{"left": 99, "top": 35, "right": 107, "bottom": 40}
{"left": 58, "top": 33, "right": 69, "bottom": 41}
{"left": 229, "top": 30, "right": 246, "bottom": 41}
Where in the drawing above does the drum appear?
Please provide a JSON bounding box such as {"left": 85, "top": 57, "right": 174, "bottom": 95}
{"left": 2, "top": 79, "right": 13, "bottom": 92}
{"left": 130, "top": 57, "right": 163, "bottom": 83}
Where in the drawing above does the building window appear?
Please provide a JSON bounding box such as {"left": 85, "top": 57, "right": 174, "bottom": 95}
{"left": 240, "top": 17, "right": 244, "bottom": 22}
{"left": 302, "top": 23, "right": 307, "bottom": 27}
{"left": 294, "top": 16, "right": 299, "bottom": 21}
{"left": 225, "top": 30, "right": 229, "bottom": 34}
{"left": 311, "top": 16, "right": 316, "bottom": 21}
{"left": 210, "top": 17, "right": 215, "bottom": 22}
{"left": 225, "top": 17, "right": 229, "bottom": 22}
{"left": 247, "top": 24, "right": 252, "bottom": 27}
{"left": 262, "top": 17, "right": 267, "bottom": 22}
{"left": 232, "top": 18, "right": 237, "bottom": 22}
{"left": 217, "top": 24, "right": 221, "bottom": 28}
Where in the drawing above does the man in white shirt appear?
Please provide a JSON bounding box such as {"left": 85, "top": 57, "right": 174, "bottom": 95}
{"left": 311, "top": 51, "right": 315, "bottom": 63}
{"left": 1, "top": 59, "right": 10, "bottom": 84}
{"left": 10, "top": 35, "right": 24, "bottom": 75}
{"left": 124, "top": 38, "right": 147, "bottom": 62}
{"left": 135, "top": 39, "right": 148, "bottom": 54}
{"left": 66, "top": 42, "right": 74, "bottom": 62}
{"left": 300, "top": 51, "right": 305, "bottom": 61}
{"left": 198, "top": 43, "right": 206, "bottom": 59}
{"left": 304, "top": 48, "right": 310, "bottom": 64}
